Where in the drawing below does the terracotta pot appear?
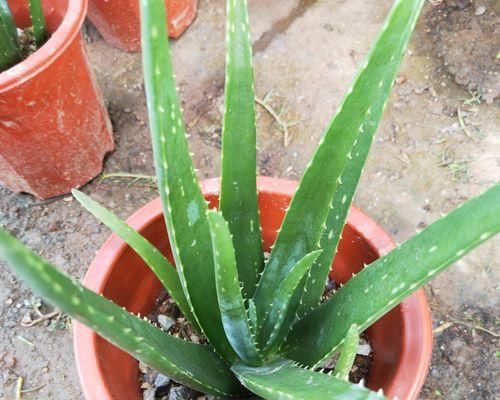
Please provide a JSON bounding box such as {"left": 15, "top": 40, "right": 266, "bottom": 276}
{"left": 87, "top": 0, "right": 197, "bottom": 52}
{"left": 0, "top": 0, "right": 114, "bottom": 200}
{"left": 73, "top": 177, "right": 433, "bottom": 399}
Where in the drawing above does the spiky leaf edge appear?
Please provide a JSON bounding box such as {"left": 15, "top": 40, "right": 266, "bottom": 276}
{"left": 220, "top": 0, "right": 263, "bottom": 298}
{"left": 208, "top": 210, "right": 261, "bottom": 366}
{"left": 285, "top": 184, "right": 500, "bottom": 365}
{"left": 259, "top": 250, "right": 322, "bottom": 355}
{"left": 0, "top": 228, "right": 244, "bottom": 396}
{"left": 139, "top": 0, "right": 237, "bottom": 362}
{"left": 253, "top": 0, "right": 425, "bottom": 325}
{"left": 232, "top": 359, "right": 385, "bottom": 400}
{"left": 72, "top": 189, "right": 200, "bottom": 332}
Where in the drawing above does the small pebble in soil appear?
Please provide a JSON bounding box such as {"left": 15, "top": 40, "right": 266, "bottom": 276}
{"left": 143, "top": 389, "right": 156, "bottom": 400}
{"left": 141, "top": 292, "right": 207, "bottom": 399}
{"left": 321, "top": 280, "right": 337, "bottom": 301}
{"left": 142, "top": 284, "right": 373, "bottom": 398}
{"left": 154, "top": 374, "right": 171, "bottom": 397}
{"left": 158, "top": 314, "right": 176, "bottom": 331}
{"left": 167, "top": 385, "right": 195, "bottom": 400}
{"left": 357, "top": 343, "right": 372, "bottom": 356}
{"left": 155, "top": 374, "right": 170, "bottom": 388}
{"left": 17, "top": 29, "right": 37, "bottom": 60}
{"left": 155, "top": 383, "right": 171, "bottom": 398}
{"left": 142, "top": 368, "right": 157, "bottom": 388}
{"left": 474, "top": 6, "right": 486, "bottom": 16}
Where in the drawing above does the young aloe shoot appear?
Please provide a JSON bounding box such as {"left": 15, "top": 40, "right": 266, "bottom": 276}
{"left": 28, "top": 0, "right": 47, "bottom": 46}
{"left": 333, "top": 324, "right": 359, "bottom": 380}
{"left": 0, "top": 0, "right": 47, "bottom": 72}
{"left": 0, "top": 0, "right": 499, "bottom": 399}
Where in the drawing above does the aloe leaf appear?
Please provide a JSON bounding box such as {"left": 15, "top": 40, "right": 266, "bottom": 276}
{"left": 0, "top": 0, "right": 21, "bottom": 71}
{"left": 333, "top": 324, "right": 359, "bottom": 380}
{"left": 207, "top": 211, "right": 261, "bottom": 366}
{"left": 71, "top": 189, "right": 200, "bottom": 332}
{"left": 247, "top": 299, "right": 257, "bottom": 335}
{"left": 0, "top": 228, "right": 244, "bottom": 396}
{"left": 220, "top": 0, "right": 263, "bottom": 298}
{"left": 284, "top": 184, "right": 500, "bottom": 366}
{"left": 259, "top": 250, "right": 322, "bottom": 355}
{"left": 139, "top": 0, "right": 237, "bottom": 362}
{"left": 232, "top": 359, "right": 385, "bottom": 400}
{"left": 28, "top": 0, "right": 46, "bottom": 46}
{"left": 296, "top": 106, "right": 381, "bottom": 319}
{"left": 253, "top": 0, "right": 425, "bottom": 321}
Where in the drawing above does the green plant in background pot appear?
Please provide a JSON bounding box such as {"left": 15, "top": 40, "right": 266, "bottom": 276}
{"left": 0, "top": 0, "right": 47, "bottom": 71}
{"left": 0, "top": 0, "right": 499, "bottom": 398}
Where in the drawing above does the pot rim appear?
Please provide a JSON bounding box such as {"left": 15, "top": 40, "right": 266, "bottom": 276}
{"left": 73, "top": 176, "right": 432, "bottom": 399}
{"left": 0, "top": 0, "right": 87, "bottom": 92}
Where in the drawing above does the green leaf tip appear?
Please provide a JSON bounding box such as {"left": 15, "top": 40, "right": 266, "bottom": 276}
{"left": 253, "top": 0, "right": 426, "bottom": 325}
{"left": 3, "top": 0, "right": 498, "bottom": 398}
{"left": 207, "top": 210, "right": 261, "bottom": 366}
{"left": 220, "top": 0, "right": 263, "bottom": 299}
{"left": 28, "top": 0, "right": 47, "bottom": 46}
{"left": 333, "top": 324, "right": 359, "bottom": 380}
{"left": 258, "top": 250, "right": 322, "bottom": 355}
{"left": 285, "top": 184, "right": 500, "bottom": 366}
{"left": 139, "top": 0, "right": 238, "bottom": 363}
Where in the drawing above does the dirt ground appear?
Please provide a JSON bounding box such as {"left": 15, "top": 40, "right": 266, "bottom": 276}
{"left": 0, "top": 0, "right": 499, "bottom": 398}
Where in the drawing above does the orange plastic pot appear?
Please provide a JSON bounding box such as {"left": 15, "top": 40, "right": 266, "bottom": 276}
{"left": 73, "top": 177, "right": 433, "bottom": 399}
{"left": 87, "top": 0, "right": 197, "bottom": 52}
{"left": 0, "top": 0, "right": 114, "bottom": 200}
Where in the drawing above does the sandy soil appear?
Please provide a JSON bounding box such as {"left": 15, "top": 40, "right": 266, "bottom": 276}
{"left": 0, "top": 0, "right": 498, "bottom": 398}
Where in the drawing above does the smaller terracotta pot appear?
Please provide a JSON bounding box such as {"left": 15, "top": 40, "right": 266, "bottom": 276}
{"left": 87, "top": 0, "right": 197, "bottom": 52}
{"left": 74, "top": 177, "right": 433, "bottom": 399}
{"left": 0, "top": 0, "right": 114, "bottom": 200}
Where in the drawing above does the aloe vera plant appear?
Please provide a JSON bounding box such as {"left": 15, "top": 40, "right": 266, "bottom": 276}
{"left": 0, "top": 0, "right": 47, "bottom": 72}
{"left": 1, "top": 0, "right": 499, "bottom": 398}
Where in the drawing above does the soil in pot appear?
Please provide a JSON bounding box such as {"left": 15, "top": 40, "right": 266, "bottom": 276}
{"left": 139, "top": 281, "right": 373, "bottom": 399}
{"left": 317, "top": 279, "right": 373, "bottom": 384}
{"left": 139, "top": 289, "right": 209, "bottom": 400}
{"left": 2, "top": 27, "right": 48, "bottom": 71}
{"left": 17, "top": 29, "right": 40, "bottom": 60}
{"left": 319, "top": 334, "right": 373, "bottom": 384}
